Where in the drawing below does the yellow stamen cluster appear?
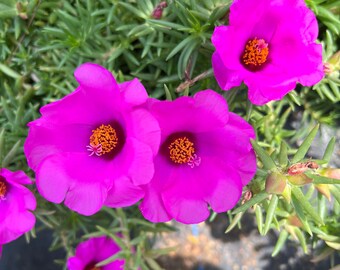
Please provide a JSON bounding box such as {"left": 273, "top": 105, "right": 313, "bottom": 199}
{"left": 89, "top": 124, "right": 118, "bottom": 155}
{"left": 242, "top": 38, "right": 269, "bottom": 67}
{"left": 169, "top": 136, "right": 195, "bottom": 164}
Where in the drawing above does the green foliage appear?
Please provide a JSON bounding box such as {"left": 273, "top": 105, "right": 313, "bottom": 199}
{"left": 0, "top": 0, "right": 339, "bottom": 268}
{"left": 227, "top": 126, "right": 340, "bottom": 263}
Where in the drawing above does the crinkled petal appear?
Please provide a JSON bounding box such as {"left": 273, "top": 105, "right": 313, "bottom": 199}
{"left": 0, "top": 183, "right": 35, "bottom": 224}
{"left": 24, "top": 123, "right": 91, "bottom": 171}
{"left": 119, "top": 78, "right": 148, "bottom": 106}
{"left": 36, "top": 153, "right": 113, "bottom": 216}
{"left": 206, "top": 165, "right": 243, "bottom": 212}
{"left": 193, "top": 90, "right": 229, "bottom": 124}
{"left": 246, "top": 77, "right": 297, "bottom": 106}
{"left": 212, "top": 25, "right": 250, "bottom": 70}
{"left": 160, "top": 158, "right": 225, "bottom": 224}
{"left": 212, "top": 52, "right": 244, "bottom": 90}
{"left": 104, "top": 176, "right": 144, "bottom": 208}
{"left": 1, "top": 169, "right": 32, "bottom": 185}
{"left": 0, "top": 221, "right": 20, "bottom": 244}
{"left": 236, "top": 150, "right": 257, "bottom": 186}
{"left": 162, "top": 195, "right": 210, "bottom": 224}
{"left": 6, "top": 211, "right": 35, "bottom": 235}
{"left": 67, "top": 257, "right": 84, "bottom": 270}
{"left": 115, "top": 137, "right": 154, "bottom": 186}
{"left": 151, "top": 93, "right": 228, "bottom": 137}
{"left": 139, "top": 156, "right": 174, "bottom": 223}
{"left": 0, "top": 211, "right": 35, "bottom": 244}
{"left": 139, "top": 186, "right": 172, "bottom": 223}
{"left": 124, "top": 108, "right": 160, "bottom": 155}
{"left": 74, "top": 62, "right": 119, "bottom": 93}
{"left": 12, "top": 184, "right": 37, "bottom": 211}
{"left": 38, "top": 89, "right": 121, "bottom": 126}
{"left": 68, "top": 237, "right": 124, "bottom": 270}
{"left": 227, "top": 113, "right": 255, "bottom": 139}
{"left": 64, "top": 181, "right": 109, "bottom": 216}
{"left": 229, "top": 0, "right": 266, "bottom": 26}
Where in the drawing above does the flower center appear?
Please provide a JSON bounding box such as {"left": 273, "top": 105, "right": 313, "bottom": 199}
{"left": 87, "top": 124, "right": 118, "bottom": 156}
{"left": 84, "top": 263, "right": 101, "bottom": 270}
{"left": 168, "top": 136, "right": 201, "bottom": 168}
{"left": 169, "top": 136, "right": 195, "bottom": 164}
{"left": 242, "top": 37, "right": 269, "bottom": 70}
{"left": 0, "top": 176, "right": 8, "bottom": 200}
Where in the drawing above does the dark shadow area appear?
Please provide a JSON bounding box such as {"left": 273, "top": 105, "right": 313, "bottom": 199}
{"left": 157, "top": 255, "right": 223, "bottom": 270}
{"left": 206, "top": 212, "right": 256, "bottom": 243}
{"left": 0, "top": 229, "right": 65, "bottom": 270}
{"left": 254, "top": 231, "right": 340, "bottom": 270}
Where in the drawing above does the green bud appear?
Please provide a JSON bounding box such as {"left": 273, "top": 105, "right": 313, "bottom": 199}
{"left": 287, "top": 215, "right": 303, "bottom": 228}
{"left": 287, "top": 174, "right": 312, "bottom": 186}
{"left": 324, "top": 51, "right": 340, "bottom": 76}
{"left": 320, "top": 168, "right": 340, "bottom": 179}
{"left": 315, "top": 184, "right": 331, "bottom": 201}
{"left": 282, "top": 184, "right": 292, "bottom": 203}
{"left": 265, "top": 172, "right": 287, "bottom": 194}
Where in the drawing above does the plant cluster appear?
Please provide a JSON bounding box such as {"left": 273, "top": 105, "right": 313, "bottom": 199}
{"left": 0, "top": 0, "right": 339, "bottom": 269}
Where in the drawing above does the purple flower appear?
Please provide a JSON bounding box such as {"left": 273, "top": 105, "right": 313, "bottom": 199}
{"left": 24, "top": 63, "right": 160, "bottom": 216}
{"left": 211, "top": 0, "right": 324, "bottom": 105}
{"left": 0, "top": 168, "right": 36, "bottom": 247}
{"left": 67, "top": 236, "right": 124, "bottom": 270}
{"left": 139, "top": 90, "right": 256, "bottom": 224}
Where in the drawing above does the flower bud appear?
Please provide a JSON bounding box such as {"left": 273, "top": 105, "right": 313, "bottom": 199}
{"left": 315, "top": 184, "right": 331, "bottom": 201}
{"left": 265, "top": 172, "right": 287, "bottom": 194}
{"left": 324, "top": 51, "right": 340, "bottom": 76}
{"left": 287, "top": 215, "right": 303, "bottom": 228}
{"left": 152, "top": 1, "right": 167, "bottom": 19}
{"left": 287, "top": 174, "right": 312, "bottom": 186}
{"left": 281, "top": 184, "right": 291, "bottom": 204}
{"left": 319, "top": 168, "right": 340, "bottom": 179}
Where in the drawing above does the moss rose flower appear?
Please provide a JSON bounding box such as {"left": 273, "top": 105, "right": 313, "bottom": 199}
{"left": 139, "top": 90, "right": 256, "bottom": 224}
{"left": 24, "top": 63, "right": 160, "bottom": 216}
{"left": 212, "top": 0, "right": 324, "bottom": 105}
{"left": 0, "top": 169, "right": 36, "bottom": 247}
{"left": 67, "top": 236, "right": 124, "bottom": 270}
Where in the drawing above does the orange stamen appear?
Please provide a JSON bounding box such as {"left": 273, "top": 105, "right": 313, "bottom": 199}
{"left": 0, "top": 178, "right": 7, "bottom": 198}
{"left": 242, "top": 37, "right": 269, "bottom": 67}
{"left": 89, "top": 124, "right": 118, "bottom": 156}
{"left": 169, "top": 136, "right": 195, "bottom": 164}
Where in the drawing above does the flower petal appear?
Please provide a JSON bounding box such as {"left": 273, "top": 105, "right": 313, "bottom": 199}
{"left": 212, "top": 25, "right": 249, "bottom": 70}
{"left": 115, "top": 137, "right": 155, "bottom": 186}
{"left": 193, "top": 90, "right": 229, "bottom": 124}
{"left": 212, "top": 52, "right": 244, "bottom": 91}
{"left": 162, "top": 195, "right": 210, "bottom": 224}
{"left": 124, "top": 108, "right": 160, "bottom": 155}
{"left": 24, "top": 123, "right": 91, "bottom": 171}
{"left": 1, "top": 169, "right": 32, "bottom": 185}
{"left": 104, "top": 176, "right": 144, "bottom": 208}
{"left": 36, "top": 153, "right": 113, "bottom": 215}
{"left": 206, "top": 165, "right": 242, "bottom": 212}
{"left": 119, "top": 78, "right": 148, "bottom": 106}
{"left": 74, "top": 62, "right": 119, "bottom": 93}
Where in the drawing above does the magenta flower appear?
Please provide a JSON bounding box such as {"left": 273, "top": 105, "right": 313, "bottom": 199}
{"left": 24, "top": 63, "right": 160, "bottom": 216}
{"left": 139, "top": 90, "right": 256, "bottom": 224}
{"left": 212, "top": 0, "right": 324, "bottom": 105}
{"left": 67, "top": 236, "right": 124, "bottom": 270}
{"left": 0, "top": 168, "right": 36, "bottom": 247}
